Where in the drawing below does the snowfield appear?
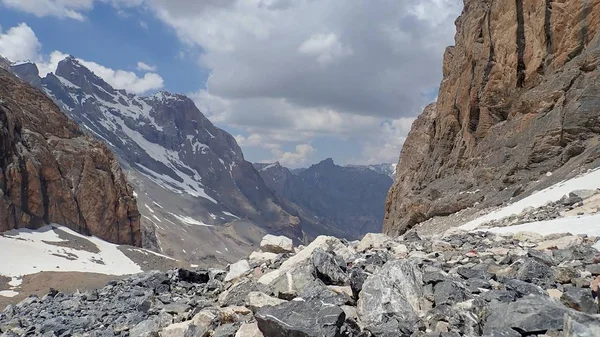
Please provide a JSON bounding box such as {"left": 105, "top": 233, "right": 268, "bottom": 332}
{"left": 461, "top": 168, "right": 600, "bottom": 230}
{"left": 0, "top": 225, "right": 143, "bottom": 279}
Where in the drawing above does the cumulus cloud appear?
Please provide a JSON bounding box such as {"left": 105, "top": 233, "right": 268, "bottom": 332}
{"left": 0, "top": 23, "right": 41, "bottom": 62}
{"left": 0, "top": 0, "right": 143, "bottom": 20}
{"left": 136, "top": 61, "right": 158, "bottom": 72}
{"left": 272, "top": 144, "right": 315, "bottom": 168}
{"left": 153, "top": 0, "right": 461, "bottom": 164}
{"left": 1, "top": 23, "right": 163, "bottom": 94}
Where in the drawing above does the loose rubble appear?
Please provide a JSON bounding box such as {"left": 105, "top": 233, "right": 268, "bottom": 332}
{"left": 1, "top": 230, "right": 600, "bottom": 337}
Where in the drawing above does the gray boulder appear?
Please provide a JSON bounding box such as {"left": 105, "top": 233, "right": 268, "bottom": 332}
{"left": 357, "top": 260, "right": 424, "bottom": 329}
{"left": 563, "top": 311, "right": 600, "bottom": 337}
{"left": 311, "top": 248, "right": 349, "bottom": 286}
{"left": 483, "top": 295, "right": 570, "bottom": 334}
{"left": 255, "top": 299, "right": 345, "bottom": 337}
{"left": 561, "top": 288, "right": 599, "bottom": 314}
{"left": 434, "top": 281, "right": 471, "bottom": 305}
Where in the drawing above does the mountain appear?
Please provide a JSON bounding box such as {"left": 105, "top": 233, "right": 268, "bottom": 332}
{"left": 345, "top": 163, "right": 396, "bottom": 179}
{"left": 384, "top": 0, "right": 600, "bottom": 236}
{"left": 254, "top": 159, "right": 393, "bottom": 239}
{"left": 11, "top": 57, "right": 301, "bottom": 265}
{"left": 0, "top": 66, "right": 140, "bottom": 246}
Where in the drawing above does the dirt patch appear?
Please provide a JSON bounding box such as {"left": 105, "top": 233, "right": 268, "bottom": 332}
{"left": 0, "top": 276, "right": 10, "bottom": 292}
{"left": 0, "top": 272, "right": 120, "bottom": 311}
{"left": 45, "top": 227, "right": 101, "bottom": 254}
{"left": 119, "top": 246, "right": 188, "bottom": 272}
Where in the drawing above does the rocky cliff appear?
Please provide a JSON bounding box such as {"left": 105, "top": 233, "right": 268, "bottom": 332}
{"left": 0, "top": 68, "right": 141, "bottom": 245}
{"left": 385, "top": 0, "right": 600, "bottom": 236}
{"left": 10, "top": 57, "right": 301, "bottom": 264}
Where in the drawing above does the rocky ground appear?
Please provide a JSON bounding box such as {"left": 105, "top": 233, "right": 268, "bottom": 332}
{"left": 1, "top": 231, "right": 600, "bottom": 337}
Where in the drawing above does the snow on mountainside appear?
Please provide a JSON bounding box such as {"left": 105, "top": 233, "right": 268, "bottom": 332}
{"left": 345, "top": 163, "right": 397, "bottom": 178}
{"left": 10, "top": 58, "right": 301, "bottom": 265}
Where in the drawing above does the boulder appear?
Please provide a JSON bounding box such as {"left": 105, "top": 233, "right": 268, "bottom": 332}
{"left": 298, "top": 279, "right": 351, "bottom": 306}
{"left": 245, "top": 292, "right": 286, "bottom": 313}
{"left": 258, "top": 236, "right": 353, "bottom": 288}
{"left": 357, "top": 260, "right": 424, "bottom": 328}
{"left": 356, "top": 233, "right": 392, "bottom": 252}
{"left": 159, "top": 311, "right": 214, "bottom": 337}
{"left": 218, "top": 279, "right": 270, "bottom": 307}
{"left": 255, "top": 299, "right": 345, "bottom": 337}
{"left": 563, "top": 311, "right": 600, "bottom": 337}
{"left": 224, "top": 260, "right": 251, "bottom": 282}
{"left": 248, "top": 252, "right": 279, "bottom": 264}
{"left": 260, "top": 235, "right": 293, "bottom": 254}
{"left": 311, "top": 248, "right": 348, "bottom": 286}
{"left": 434, "top": 281, "right": 471, "bottom": 306}
{"left": 536, "top": 236, "right": 584, "bottom": 251}
{"left": 561, "top": 288, "right": 599, "bottom": 314}
{"left": 483, "top": 296, "right": 570, "bottom": 334}
{"left": 235, "top": 323, "right": 263, "bottom": 337}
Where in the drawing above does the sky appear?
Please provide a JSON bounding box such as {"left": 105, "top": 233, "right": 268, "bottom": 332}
{"left": 0, "top": 0, "right": 462, "bottom": 168}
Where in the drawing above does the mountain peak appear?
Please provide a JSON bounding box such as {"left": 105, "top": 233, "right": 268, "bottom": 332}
{"left": 314, "top": 158, "right": 336, "bottom": 168}
{"left": 55, "top": 56, "right": 116, "bottom": 97}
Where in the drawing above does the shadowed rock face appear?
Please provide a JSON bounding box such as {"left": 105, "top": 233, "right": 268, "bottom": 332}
{"left": 385, "top": 0, "right": 600, "bottom": 236}
{"left": 0, "top": 68, "right": 141, "bottom": 246}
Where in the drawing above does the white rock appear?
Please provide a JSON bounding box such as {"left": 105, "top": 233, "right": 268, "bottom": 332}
{"left": 235, "top": 322, "right": 264, "bottom": 337}
{"left": 513, "top": 232, "right": 544, "bottom": 243}
{"left": 159, "top": 311, "right": 214, "bottom": 337}
{"left": 245, "top": 292, "right": 286, "bottom": 312}
{"left": 249, "top": 251, "right": 278, "bottom": 264}
{"left": 536, "top": 236, "right": 583, "bottom": 251}
{"left": 260, "top": 235, "right": 294, "bottom": 254}
{"left": 356, "top": 233, "right": 392, "bottom": 252}
{"left": 259, "top": 236, "right": 354, "bottom": 286}
{"left": 390, "top": 243, "right": 409, "bottom": 258}
{"left": 224, "top": 260, "right": 250, "bottom": 282}
{"left": 431, "top": 240, "right": 454, "bottom": 252}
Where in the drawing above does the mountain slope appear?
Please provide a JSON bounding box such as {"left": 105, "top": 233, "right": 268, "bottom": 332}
{"left": 0, "top": 66, "right": 141, "bottom": 246}
{"left": 255, "top": 159, "right": 393, "bottom": 239}
{"left": 384, "top": 0, "right": 600, "bottom": 236}
{"left": 11, "top": 57, "right": 301, "bottom": 264}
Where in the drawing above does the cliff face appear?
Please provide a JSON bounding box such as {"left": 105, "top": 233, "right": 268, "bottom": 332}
{"left": 384, "top": 0, "right": 600, "bottom": 236}
{"left": 0, "top": 68, "right": 141, "bottom": 246}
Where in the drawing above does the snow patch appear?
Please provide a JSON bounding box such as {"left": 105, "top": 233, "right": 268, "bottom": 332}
{"left": 461, "top": 168, "right": 600, "bottom": 230}
{"left": 0, "top": 290, "right": 19, "bottom": 298}
{"left": 0, "top": 225, "right": 142, "bottom": 278}
{"left": 169, "top": 213, "right": 213, "bottom": 227}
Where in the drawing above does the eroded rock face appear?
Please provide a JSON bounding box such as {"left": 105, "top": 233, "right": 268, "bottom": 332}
{"left": 385, "top": 0, "right": 600, "bottom": 236}
{"left": 0, "top": 68, "right": 141, "bottom": 246}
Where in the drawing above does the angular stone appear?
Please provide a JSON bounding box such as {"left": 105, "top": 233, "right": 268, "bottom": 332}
{"left": 311, "top": 248, "right": 348, "bottom": 286}
{"left": 130, "top": 318, "right": 160, "bottom": 337}
{"left": 259, "top": 236, "right": 353, "bottom": 288}
{"left": 561, "top": 288, "right": 599, "bottom": 314}
{"left": 218, "top": 279, "right": 270, "bottom": 307}
{"left": 356, "top": 233, "right": 392, "bottom": 252}
{"left": 552, "top": 267, "right": 578, "bottom": 284}
{"left": 177, "top": 269, "right": 209, "bottom": 284}
{"left": 434, "top": 281, "right": 471, "bottom": 305}
{"left": 516, "top": 259, "right": 553, "bottom": 284}
{"left": 563, "top": 311, "right": 600, "bottom": 337}
{"left": 298, "top": 279, "right": 350, "bottom": 306}
{"left": 536, "top": 236, "right": 584, "bottom": 251}
{"left": 213, "top": 324, "right": 238, "bottom": 337}
{"left": 357, "top": 260, "right": 423, "bottom": 327}
{"left": 349, "top": 267, "right": 369, "bottom": 299}
{"left": 249, "top": 251, "right": 279, "bottom": 264}
{"left": 235, "top": 322, "right": 263, "bottom": 337}
{"left": 224, "top": 260, "right": 251, "bottom": 282}
{"left": 483, "top": 296, "right": 570, "bottom": 334}
{"left": 260, "top": 235, "right": 294, "bottom": 254}
{"left": 245, "top": 292, "right": 286, "bottom": 313}
{"left": 255, "top": 299, "right": 345, "bottom": 337}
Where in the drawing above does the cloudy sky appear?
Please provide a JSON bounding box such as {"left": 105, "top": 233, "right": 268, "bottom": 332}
{"left": 0, "top": 0, "right": 462, "bottom": 168}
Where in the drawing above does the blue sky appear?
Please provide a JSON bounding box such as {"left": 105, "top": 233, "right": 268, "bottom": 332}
{"left": 0, "top": 0, "right": 461, "bottom": 168}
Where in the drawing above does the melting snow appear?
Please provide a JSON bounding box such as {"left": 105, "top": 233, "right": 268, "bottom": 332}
{"left": 0, "top": 290, "right": 19, "bottom": 298}
{"left": 461, "top": 168, "right": 600, "bottom": 230}
{"left": 144, "top": 204, "right": 155, "bottom": 213}
{"left": 222, "top": 211, "right": 240, "bottom": 219}
{"left": 0, "top": 225, "right": 142, "bottom": 278}
{"left": 169, "top": 213, "right": 213, "bottom": 227}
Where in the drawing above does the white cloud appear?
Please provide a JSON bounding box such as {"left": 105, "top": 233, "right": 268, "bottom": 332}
{"left": 0, "top": 0, "right": 93, "bottom": 20}
{"left": 0, "top": 23, "right": 41, "bottom": 62}
{"left": 271, "top": 144, "right": 315, "bottom": 168}
{"left": 0, "top": 0, "right": 144, "bottom": 20}
{"left": 298, "top": 33, "right": 352, "bottom": 66}
{"left": 0, "top": 23, "right": 164, "bottom": 94}
{"left": 136, "top": 61, "right": 157, "bottom": 72}
{"left": 152, "top": 0, "right": 461, "bottom": 164}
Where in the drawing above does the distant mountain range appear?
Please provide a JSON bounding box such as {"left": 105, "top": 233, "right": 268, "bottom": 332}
{"left": 9, "top": 56, "right": 394, "bottom": 262}
{"left": 255, "top": 159, "right": 393, "bottom": 239}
